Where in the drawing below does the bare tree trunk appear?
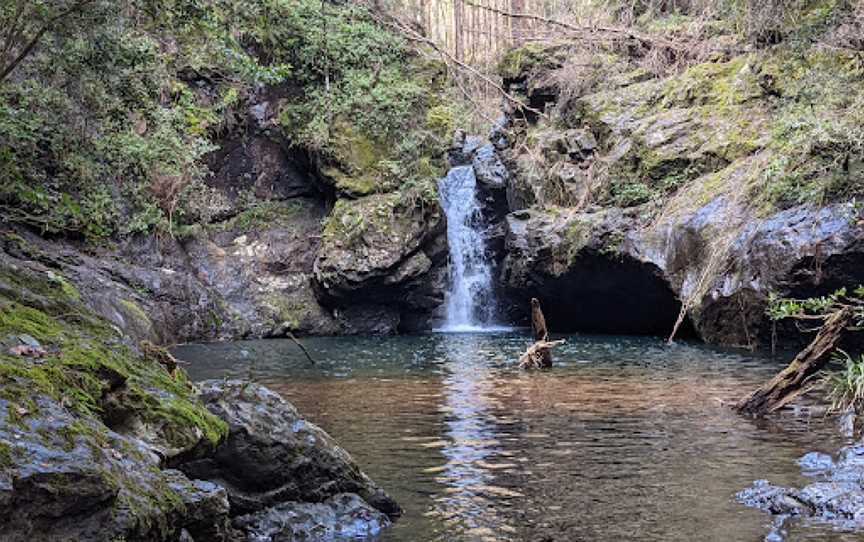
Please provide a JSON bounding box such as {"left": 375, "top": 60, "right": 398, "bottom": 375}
{"left": 735, "top": 307, "right": 854, "bottom": 416}
{"left": 510, "top": 0, "right": 524, "bottom": 45}
{"left": 454, "top": 0, "right": 464, "bottom": 61}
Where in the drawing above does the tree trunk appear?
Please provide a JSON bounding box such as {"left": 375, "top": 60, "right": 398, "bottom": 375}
{"left": 454, "top": 0, "right": 464, "bottom": 61}
{"left": 735, "top": 307, "right": 854, "bottom": 416}
{"left": 509, "top": 0, "right": 524, "bottom": 46}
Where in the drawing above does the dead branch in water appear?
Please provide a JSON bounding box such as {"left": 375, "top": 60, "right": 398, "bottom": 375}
{"left": 735, "top": 307, "right": 854, "bottom": 416}
{"left": 519, "top": 339, "right": 565, "bottom": 369}
{"left": 288, "top": 332, "right": 316, "bottom": 365}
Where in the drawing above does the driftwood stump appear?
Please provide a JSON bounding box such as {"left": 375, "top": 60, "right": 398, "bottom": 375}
{"left": 518, "top": 298, "right": 564, "bottom": 369}
{"left": 735, "top": 306, "right": 854, "bottom": 416}
{"left": 519, "top": 339, "right": 565, "bottom": 369}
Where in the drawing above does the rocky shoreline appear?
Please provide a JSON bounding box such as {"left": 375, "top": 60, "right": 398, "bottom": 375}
{"left": 0, "top": 375, "right": 399, "bottom": 541}
{"left": 738, "top": 440, "right": 864, "bottom": 537}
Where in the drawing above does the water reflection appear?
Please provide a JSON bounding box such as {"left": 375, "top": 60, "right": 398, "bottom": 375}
{"left": 432, "top": 334, "right": 515, "bottom": 540}
{"left": 176, "top": 333, "right": 858, "bottom": 542}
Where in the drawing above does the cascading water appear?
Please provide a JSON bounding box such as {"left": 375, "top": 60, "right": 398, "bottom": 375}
{"left": 437, "top": 165, "right": 497, "bottom": 331}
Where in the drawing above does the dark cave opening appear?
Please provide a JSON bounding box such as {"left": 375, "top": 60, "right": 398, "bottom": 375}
{"left": 507, "top": 252, "right": 696, "bottom": 338}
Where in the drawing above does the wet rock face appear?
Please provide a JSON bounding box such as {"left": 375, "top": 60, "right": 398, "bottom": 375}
{"left": 662, "top": 200, "right": 864, "bottom": 346}
{"left": 0, "top": 383, "right": 399, "bottom": 542}
{"left": 0, "top": 395, "right": 186, "bottom": 542}
{"left": 312, "top": 193, "right": 448, "bottom": 331}
{"left": 500, "top": 207, "right": 691, "bottom": 335}
{"left": 206, "top": 137, "right": 320, "bottom": 214}
{"left": 233, "top": 493, "right": 391, "bottom": 542}
{"left": 496, "top": 193, "right": 864, "bottom": 344}
{"left": 178, "top": 380, "right": 402, "bottom": 519}
{"left": 738, "top": 444, "right": 864, "bottom": 533}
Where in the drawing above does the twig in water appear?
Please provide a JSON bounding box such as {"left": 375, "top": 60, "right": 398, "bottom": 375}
{"left": 288, "top": 331, "right": 316, "bottom": 365}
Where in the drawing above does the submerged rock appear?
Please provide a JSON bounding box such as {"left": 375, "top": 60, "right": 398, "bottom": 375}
{"left": 739, "top": 444, "right": 864, "bottom": 532}
{"left": 179, "top": 380, "right": 402, "bottom": 519}
{"left": 233, "top": 493, "right": 391, "bottom": 542}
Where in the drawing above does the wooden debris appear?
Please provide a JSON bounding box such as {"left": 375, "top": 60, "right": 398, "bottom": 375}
{"left": 518, "top": 339, "right": 565, "bottom": 370}
{"left": 8, "top": 344, "right": 47, "bottom": 358}
{"left": 735, "top": 306, "right": 854, "bottom": 416}
{"left": 288, "top": 331, "right": 316, "bottom": 365}
{"left": 140, "top": 340, "right": 183, "bottom": 377}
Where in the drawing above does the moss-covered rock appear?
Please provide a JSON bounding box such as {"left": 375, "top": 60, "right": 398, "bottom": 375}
{"left": 314, "top": 183, "right": 447, "bottom": 322}
{"left": 494, "top": 30, "right": 864, "bottom": 346}
{"left": 318, "top": 120, "right": 396, "bottom": 198}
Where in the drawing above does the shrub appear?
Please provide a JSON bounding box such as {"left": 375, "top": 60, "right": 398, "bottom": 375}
{"left": 824, "top": 350, "right": 864, "bottom": 413}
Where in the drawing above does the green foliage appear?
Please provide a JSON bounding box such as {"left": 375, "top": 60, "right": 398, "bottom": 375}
{"left": 213, "top": 201, "right": 303, "bottom": 233}
{"left": 824, "top": 350, "right": 864, "bottom": 413}
{"left": 766, "top": 287, "right": 854, "bottom": 320}
{"left": 0, "top": 0, "right": 449, "bottom": 240}
{"left": 497, "top": 43, "right": 557, "bottom": 79}
{"left": 610, "top": 181, "right": 655, "bottom": 207}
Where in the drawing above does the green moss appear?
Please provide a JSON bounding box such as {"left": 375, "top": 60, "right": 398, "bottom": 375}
{"left": 155, "top": 394, "right": 227, "bottom": 448}
{"left": 0, "top": 302, "right": 65, "bottom": 342}
{"left": 119, "top": 299, "right": 152, "bottom": 331}
{"left": 58, "top": 420, "right": 109, "bottom": 453}
{"left": 215, "top": 201, "right": 303, "bottom": 233}
{"left": 0, "top": 440, "right": 14, "bottom": 469}
{"left": 0, "top": 294, "right": 226, "bottom": 449}
{"left": 562, "top": 218, "right": 591, "bottom": 264}
{"left": 269, "top": 297, "right": 307, "bottom": 331}
{"left": 425, "top": 105, "right": 455, "bottom": 139}
{"left": 321, "top": 120, "right": 393, "bottom": 197}
{"left": 498, "top": 43, "right": 556, "bottom": 80}
{"left": 659, "top": 56, "right": 758, "bottom": 108}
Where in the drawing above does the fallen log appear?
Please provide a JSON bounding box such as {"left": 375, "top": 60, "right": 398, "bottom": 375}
{"left": 735, "top": 306, "right": 854, "bottom": 416}
{"left": 518, "top": 339, "right": 565, "bottom": 370}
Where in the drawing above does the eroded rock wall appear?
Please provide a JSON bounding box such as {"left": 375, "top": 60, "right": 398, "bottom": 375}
{"left": 484, "top": 42, "right": 864, "bottom": 347}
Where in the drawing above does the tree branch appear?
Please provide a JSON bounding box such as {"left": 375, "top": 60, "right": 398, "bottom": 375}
{"left": 0, "top": 0, "right": 98, "bottom": 85}
{"left": 369, "top": 6, "right": 549, "bottom": 120}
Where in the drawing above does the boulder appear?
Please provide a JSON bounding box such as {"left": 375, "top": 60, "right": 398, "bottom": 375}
{"left": 179, "top": 380, "right": 402, "bottom": 518}
{"left": 472, "top": 144, "right": 510, "bottom": 190}
{"left": 232, "top": 493, "right": 391, "bottom": 541}
{"left": 166, "top": 471, "right": 234, "bottom": 541}
{"left": 0, "top": 395, "right": 187, "bottom": 542}
{"left": 739, "top": 443, "right": 864, "bottom": 530}
{"left": 313, "top": 192, "right": 447, "bottom": 330}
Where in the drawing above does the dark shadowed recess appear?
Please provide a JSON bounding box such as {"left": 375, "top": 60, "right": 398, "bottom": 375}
{"left": 769, "top": 251, "right": 864, "bottom": 350}
{"left": 511, "top": 252, "right": 695, "bottom": 337}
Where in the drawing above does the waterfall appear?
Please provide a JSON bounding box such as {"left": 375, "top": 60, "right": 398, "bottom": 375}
{"left": 437, "top": 165, "right": 497, "bottom": 332}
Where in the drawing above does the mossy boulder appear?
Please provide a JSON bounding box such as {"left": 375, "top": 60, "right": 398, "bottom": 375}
{"left": 318, "top": 120, "right": 396, "bottom": 198}
{"left": 313, "top": 186, "right": 448, "bottom": 325}
{"left": 0, "top": 239, "right": 230, "bottom": 540}
{"left": 0, "top": 237, "right": 402, "bottom": 539}
{"left": 178, "top": 380, "right": 402, "bottom": 519}
{"left": 0, "top": 394, "right": 193, "bottom": 542}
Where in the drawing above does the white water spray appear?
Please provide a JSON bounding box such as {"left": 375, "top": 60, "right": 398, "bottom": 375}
{"left": 437, "top": 166, "right": 499, "bottom": 332}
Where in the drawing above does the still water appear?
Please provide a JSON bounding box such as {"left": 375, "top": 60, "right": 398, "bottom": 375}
{"left": 176, "top": 333, "right": 857, "bottom": 541}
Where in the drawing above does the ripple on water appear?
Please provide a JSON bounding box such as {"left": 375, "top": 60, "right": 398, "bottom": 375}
{"left": 176, "top": 333, "right": 858, "bottom": 542}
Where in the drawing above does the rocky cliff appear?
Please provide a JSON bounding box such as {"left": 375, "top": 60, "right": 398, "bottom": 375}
{"left": 0, "top": 251, "right": 400, "bottom": 540}
{"left": 0, "top": 75, "right": 450, "bottom": 343}
{"left": 476, "top": 37, "right": 864, "bottom": 348}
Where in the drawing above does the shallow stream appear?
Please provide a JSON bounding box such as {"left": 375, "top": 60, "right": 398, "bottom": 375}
{"left": 177, "top": 333, "right": 857, "bottom": 541}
